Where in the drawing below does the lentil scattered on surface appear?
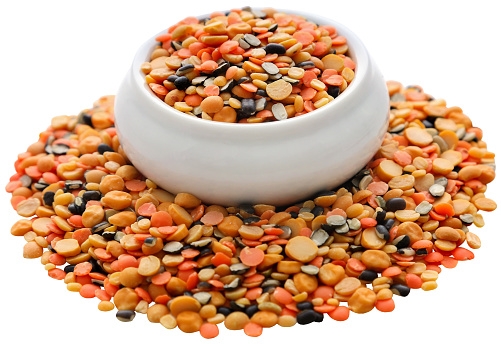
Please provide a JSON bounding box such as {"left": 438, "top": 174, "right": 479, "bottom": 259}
{"left": 6, "top": 79, "right": 496, "bottom": 338}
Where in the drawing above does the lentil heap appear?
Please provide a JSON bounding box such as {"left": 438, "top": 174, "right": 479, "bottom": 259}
{"left": 142, "top": 7, "right": 355, "bottom": 123}
{"left": 6, "top": 81, "right": 497, "bottom": 338}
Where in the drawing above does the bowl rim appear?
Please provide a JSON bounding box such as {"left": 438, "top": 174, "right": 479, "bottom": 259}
{"left": 127, "top": 8, "right": 371, "bottom": 133}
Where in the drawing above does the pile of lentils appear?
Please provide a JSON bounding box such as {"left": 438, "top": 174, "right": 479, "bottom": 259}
{"left": 141, "top": 7, "right": 355, "bottom": 123}
{"left": 6, "top": 81, "right": 497, "bottom": 338}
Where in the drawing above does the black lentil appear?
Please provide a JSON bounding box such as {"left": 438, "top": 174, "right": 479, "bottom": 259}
{"left": 397, "top": 247, "right": 415, "bottom": 256}
{"left": 264, "top": 43, "right": 286, "bottom": 55}
{"left": 383, "top": 218, "right": 395, "bottom": 230}
{"left": 143, "top": 237, "right": 157, "bottom": 247}
{"left": 245, "top": 304, "right": 259, "bottom": 318}
{"left": 268, "top": 23, "right": 278, "bottom": 32}
{"left": 173, "top": 76, "right": 190, "bottom": 90}
{"left": 375, "top": 210, "right": 386, "bottom": 224}
{"left": 359, "top": 269, "right": 378, "bottom": 282}
{"left": 327, "top": 85, "right": 340, "bottom": 98}
{"left": 243, "top": 216, "right": 261, "bottom": 225}
{"left": 220, "top": 79, "right": 234, "bottom": 93}
{"left": 296, "top": 309, "right": 317, "bottom": 325}
{"left": 82, "top": 190, "right": 101, "bottom": 202}
{"left": 385, "top": 197, "right": 407, "bottom": 212}
{"left": 229, "top": 300, "right": 245, "bottom": 311}
{"left": 296, "top": 61, "right": 316, "bottom": 69}
{"left": 64, "top": 264, "right": 76, "bottom": 273}
{"left": 212, "top": 61, "right": 230, "bottom": 76}
{"left": 375, "top": 225, "right": 390, "bottom": 241}
{"left": 392, "top": 235, "right": 411, "bottom": 249}
{"left": 217, "top": 307, "right": 233, "bottom": 316}
{"left": 97, "top": 143, "right": 114, "bottom": 155}
{"left": 42, "top": 191, "right": 55, "bottom": 207}
{"left": 391, "top": 284, "right": 411, "bottom": 297}
{"left": 241, "top": 98, "right": 256, "bottom": 115}
{"left": 296, "top": 301, "right": 314, "bottom": 310}
{"left": 116, "top": 310, "right": 136, "bottom": 322}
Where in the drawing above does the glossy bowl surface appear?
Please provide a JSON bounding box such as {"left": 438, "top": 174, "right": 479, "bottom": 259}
{"left": 115, "top": 9, "right": 389, "bottom": 206}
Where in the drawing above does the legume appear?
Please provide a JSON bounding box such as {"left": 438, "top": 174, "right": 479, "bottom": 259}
{"left": 6, "top": 79, "right": 496, "bottom": 337}
{"left": 142, "top": 7, "right": 355, "bottom": 123}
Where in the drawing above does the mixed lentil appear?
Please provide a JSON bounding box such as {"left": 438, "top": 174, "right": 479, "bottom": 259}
{"left": 142, "top": 7, "right": 355, "bottom": 123}
{"left": 6, "top": 81, "right": 497, "bottom": 338}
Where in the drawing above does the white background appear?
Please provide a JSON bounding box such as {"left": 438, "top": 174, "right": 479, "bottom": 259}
{"left": 1, "top": 1, "right": 499, "bottom": 343}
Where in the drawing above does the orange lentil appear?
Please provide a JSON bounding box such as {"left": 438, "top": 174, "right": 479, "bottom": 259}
{"left": 135, "top": 287, "right": 152, "bottom": 303}
{"left": 200, "top": 211, "right": 224, "bottom": 225}
{"left": 138, "top": 202, "right": 157, "bottom": 217}
{"left": 125, "top": 179, "right": 147, "bottom": 192}
{"left": 95, "top": 289, "right": 112, "bottom": 302}
{"left": 405, "top": 273, "right": 423, "bottom": 289}
{"left": 375, "top": 298, "right": 395, "bottom": 312}
{"left": 74, "top": 262, "right": 93, "bottom": 276}
{"left": 301, "top": 70, "right": 317, "bottom": 87}
{"left": 48, "top": 268, "right": 66, "bottom": 280}
{"left": 382, "top": 266, "right": 402, "bottom": 277}
{"left": 150, "top": 211, "right": 173, "bottom": 227}
{"left": 325, "top": 74, "right": 344, "bottom": 86}
{"left": 451, "top": 247, "right": 475, "bottom": 261}
{"left": 245, "top": 287, "right": 263, "bottom": 301}
{"left": 433, "top": 203, "right": 455, "bottom": 217}
{"left": 200, "top": 323, "right": 219, "bottom": 339}
{"left": 424, "top": 251, "right": 444, "bottom": 263}
{"left": 314, "top": 304, "right": 337, "bottom": 313}
{"left": 211, "top": 252, "right": 231, "bottom": 266}
{"left": 243, "top": 322, "right": 263, "bottom": 337}
{"left": 441, "top": 256, "right": 459, "bottom": 269}
{"left": 239, "top": 247, "right": 265, "bottom": 267}
{"left": 151, "top": 272, "right": 172, "bottom": 286}
{"left": 347, "top": 258, "right": 366, "bottom": 272}
{"left": 79, "top": 284, "right": 100, "bottom": 298}
{"left": 393, "top": 150, "right": 412, "bottom": 166}
{"left": 328, "top": 306, "right": 350, "bottom": 321}
{"left": 240, "top": 83, "right": 258, "bottom": 93}
{"left": 48, "top": 253, "right": 66, "bottom": 266}
{"left": 204, "top": 85, "right": 220, "bottom": 96}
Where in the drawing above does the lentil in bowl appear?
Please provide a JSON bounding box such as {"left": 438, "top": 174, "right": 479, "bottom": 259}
{"left": 141, "top": 7, "right": 356, "bottom": 123}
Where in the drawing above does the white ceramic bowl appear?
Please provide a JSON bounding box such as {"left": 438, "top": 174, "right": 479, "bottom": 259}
{"left": 115, "top": 9, "right": 389, "bottom": 206}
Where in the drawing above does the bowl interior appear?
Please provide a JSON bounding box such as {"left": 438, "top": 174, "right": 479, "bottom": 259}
{"left": 129, "top": 8, "right": 370, "bottom": 134}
